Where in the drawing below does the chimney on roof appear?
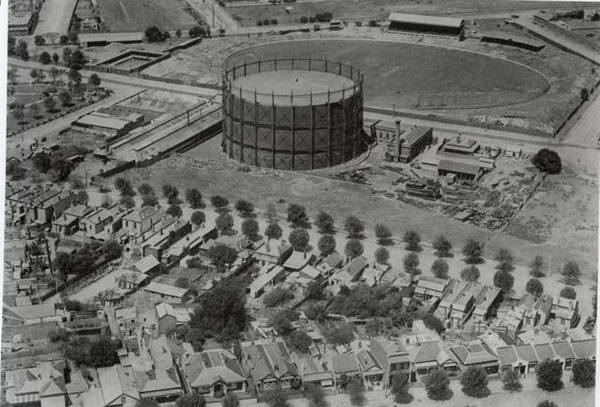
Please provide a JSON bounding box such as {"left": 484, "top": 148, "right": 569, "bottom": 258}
{"left": 395, "top": 120, "right": 402, "bottom": 157}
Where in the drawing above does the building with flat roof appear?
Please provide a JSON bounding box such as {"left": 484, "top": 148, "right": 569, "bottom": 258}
{"left": 387, "top": 12, "right": 465, "bottom": 39}
{"left": 440, "top": 136, "right": 480, "bottom": 155}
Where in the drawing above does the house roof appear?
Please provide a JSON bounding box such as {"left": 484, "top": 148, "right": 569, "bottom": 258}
{"left": 534, "top": 343, "right": 556, "bottom": 361}
{"left": 324, "top": 252, "right": 343, "bottom": 268}
{"left": 283, "top": 251, "right": 314, "bottom": 270}
{"left": 356, "top": 350, "right": 383, "bottom": 373}
{"left": 97, "top": 365, "right": 140, "bottom": 404}
{"left": 144, "top": 282, "right": 189, "bottom": 298}
{"left": 450, "top": 343, "right": 498, "bottom": 365}
{"left": 182, "top": 349, "right": 245, "bottom": 388}
{"left": 571, "top": 339, "right": 596, "bottom": 359}
{"left": 552, "top": 341, "right": 576, "bottom": 360}
{"left": 438, "top": 159, "right": 481, "bottom": 176}
{"left": 7, "top": 304, "right": 57, "bottom": 321}
{"left": 514, "top": 343, "right": 538, "bottom": 363}
{"left": 332, "top": 353, "right": 360, "bottom": 374}
{"left": 496, "top": 346, "right": 519, "bottom": 365}
{"left": 387, "top": 12, "right": 464, "bottom": 28}
{"left": 416, "top": 276, "right": 448, "bottom": 293}
{"left": 346, "top": 256, "right": 368, "bottom": 278}
{"left": 133, "top": 255, "right": 160, "bottom": 274}
{"left": 241, "top": 338, "right": 297, "bottom": 381}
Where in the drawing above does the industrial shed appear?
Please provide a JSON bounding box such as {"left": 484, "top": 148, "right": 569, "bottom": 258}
{"left": 481, "top": 31, "right": 545, "bottom": 52}
{"left": 387, "top": 13, "right": 465, "bottom": 39}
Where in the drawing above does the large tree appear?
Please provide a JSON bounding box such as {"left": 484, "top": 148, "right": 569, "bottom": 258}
{"left": 460, "top": 366, "right": 490, "bottom": 398}
{"left": 166, "top": 204, "right": 183, "bottom": 218}
{"left": 403, "top": 252, "right": 420, "bottom": 276}
{"left": 375, "top": 224, "right": 392, "bottom": 245}
{"left": 536, "top": 359, "right": 563, "bottom": 391}
{"left": 391, "top": 373, "right": 412, "bottom": 404}
{"left": 347, "top": 377, "right": 365, "bottom": 406}
{"left": 462, "top": 265, "right": 481, "bottom": 283}
{"left": 207, "top": 244, "right": 237, "bottom": 271}
{"left": 263, "top": 287, "right": 294, "bottom": 308}
{"left": 433, "top": 235, "right": 452, "bottom": 257}
{"left": 532, "top": 148, "right": 561, "bottom": 174}
{"left": 88, "top": 338, "right": 119, "bottom": 368}
{"left": 190, "top": 278, "right": 248, "bottom": 342}
{"left": 215, "top": 213, "right": 234, "bottom": 234}
{"left": 241, "top": 218, "right": 260, "bottom": 240}
{"left": 493, "top": 270, "right": 513, "bottom": 292}
{"left": 344, "top": 216, "right": 364, "bottom": 239}
{"left": 265, "top": 223, "right": 283, "bottom": 240}
{"left": 186, "top": 188, "right": 205, "bottom": 208}
{"left": 403, "top": 230, "right": 421, "bottom": 251}
{"left": 526, "top": 278, "right": 544, "bottom": 297}
{"left": 431, "top": 258, "right": 449, "bottom": 279}
{"left": 211, "top": 195, "right": 229, "bottom": 211}
{"left": 315, "top": 211, "right": 335, "bottom": 234}
{"left": 502, "top": 370, "right": 522, "bottom": 392}
{"left": 191, "top": 211, "right": 206, "bottom": 227}
{"left": 495, "top": 248, "right": 514, "bottom": 272}
{"left": 289, "top": 228, "right": 310, "bottom": 252}
{"left": 562, "top": 261, "right": 581, "bottom": 285}
{"left": 221, "top": 393, "right": 240, "bottom": 407}
{"left": 289, "top": 330, "right": 313, "bottom": 354}
{"left": 530, "top": 255, "right": 546, "bottom": 277}
{"left": 344, "top": 239, "right": 364, "bottom": 259}
{"left": 374, "top": 247, "right": 390, "bottom": 265}
{"left": 318, "top": 234, "right": 336, "bottom": 257}
{"left": 560, "top": 286, "right": 576, "bottom": 299}
{"left": 462, "top": 239, "right": 484, "bottom": 264}
{"left": 235, "top": 199, "right": 254, "bottom": 217}
{"left": 264, "top": 386, "right": 291, "bottom": 407}
{"left": 305, "top": 383, "right": 328, "bottom": 407}
{"left": 572, "top": 358, "right": 595, "bottom": 388}
{"left": 425, "top": 369, "right": 452, "bottom": 401}
{"left": 287, "top": 203, "right": 310, "bottom": 228}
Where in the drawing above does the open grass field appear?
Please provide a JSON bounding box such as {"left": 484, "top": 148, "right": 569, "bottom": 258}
{"left": 97, "top": 0, "right": 197, "bottom": 32}
{"left": 228, "top": 39, "right": 550, "bottom": 110}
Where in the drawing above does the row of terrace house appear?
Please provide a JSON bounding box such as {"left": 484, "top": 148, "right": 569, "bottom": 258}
{"left": 6, "top": 185, "right": 75, "bottom": 227}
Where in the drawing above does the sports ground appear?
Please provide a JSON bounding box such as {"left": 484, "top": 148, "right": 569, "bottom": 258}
{"left": 228, "top": 39, "right": 550, "bottom": 110}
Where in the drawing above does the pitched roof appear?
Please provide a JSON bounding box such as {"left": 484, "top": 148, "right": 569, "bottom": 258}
{"left": 514, "top": 343, "right": 538, "bottom": 363}
{"left": 552, "top": 341, "right": 576, "bottom": 360}
{"left": 144, "top": 282, "right": 189, "bottom": 298}
{"left": 242, "top": 338, "right": 297, "bottom": 381}
{"left": 450, "top": 343, "right": 498, "bottom": 365}
{"left": 346, "top": 256, "right": 368, "bottom": 278}
{"left": 404, "top": 127, "right": 432, "bottom": 145}
{"left": 283, "top": 251, "right": 314, "bottom": 271}
{"left": 534, "top": 343, "right": 555, "bottom": 361}
{"left": 182, "top": 349, "right": 246, "bottom": 388}
{"left": 571, "top": 339, "right": 596, "bottom": 359}
{"left": 496, "top": 346, "right": 519, "bottom": 365}
{"left": 413, "top": 341, "right": 444, "bottom": 364}
{"left": 332, "top": 353, "right": 360, "bottom": 374}
{"left": 438, "top": 159, "right": 481, "bottom": 176}
{"left": 133, "top": 255, "right": 160, "bottom": 274}
{"left": 387, "top": 12, "right": 464, "bottom": 28}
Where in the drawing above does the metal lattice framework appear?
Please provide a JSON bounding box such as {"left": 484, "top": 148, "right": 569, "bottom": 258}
{"left": 222, "top": 58, "right": 365, "bottom": 170}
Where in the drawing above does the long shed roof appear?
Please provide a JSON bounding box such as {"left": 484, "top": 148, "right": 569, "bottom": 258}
{"left": 388, "top": 12, "right": 464, "bottom": 28}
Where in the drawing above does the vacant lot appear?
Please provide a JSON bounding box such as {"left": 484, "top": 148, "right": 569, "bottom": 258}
{"left": 97, "top": 0, "right": 197, "bottom": 32}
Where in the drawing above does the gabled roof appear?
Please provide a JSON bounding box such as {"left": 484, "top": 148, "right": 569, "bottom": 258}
{"left": 182, "top": 349, "right": 246, "bottom": 388}
{"left": 346, "top": 256, "right": 368, "bottom": 278}
{"left": 552, "top": 341, "right": 576, "bottom": 360}
{"left": 496, "top": 346, "right": 519, "bottom": 365}
{"left": 438, "top": 159, "right": 481, "bottom": 176}
{"left": 324, "top": 252, "right": 343, "bottom": 268}
{"left": 450, "top": 343, "right": 498, "bottom": 365}
{"left": 571, "top": 339, "right": 596, "bottom": 359}
{"left": 356, "top": 350, "right": 382, "bottom": 373}
{"left": 144, "top": 282, "right": 189, "bottom": 298}
{"left": 283, "top": 251, "right": 314, "bottom": 271}
{"left": 534, "top": 343, "right": 556, "bottom": 361}
{"left": 133, "top": 255, "right": 160, "bottom": 274}
{"left": 514, "top": 343, "right": 538, "bottom": 363}
{"left": 332, "top": 353, "right": 360, "bottom": 375}
{"left": 413, "top": 341, "right": 445, "bottom": 364}
{"left": 241, "top": 338, "right": 297, "bottom": 381}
